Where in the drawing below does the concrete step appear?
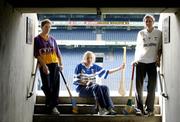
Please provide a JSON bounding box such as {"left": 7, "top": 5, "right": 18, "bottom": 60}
{"left": 33, "top": 114, "right": 162, "bottom": 122}
{"left": 36, "top": 96, "right": 159, "bottom": 105}
{"left": 34, "top": 104, "right": 160, "bottom": 114}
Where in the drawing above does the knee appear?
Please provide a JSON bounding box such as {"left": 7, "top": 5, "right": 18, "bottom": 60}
{"left": 147, "top": 85, "right": 156, "bottom": 93}
{"left": 147, "top": 89, "right": 156, "bottom": 94}
{"left": 92, "top": 84, "right": 100, "bottom": 90}
{"left": 101, "top": 85, "right": 109, "bottom": 91}
{"left": 41, "top": 86, "right": 49, "bottom": 91}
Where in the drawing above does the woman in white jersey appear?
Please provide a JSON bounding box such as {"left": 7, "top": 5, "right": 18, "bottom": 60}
{"left": 133, "top": 14, "right": 162, "bottom": 116}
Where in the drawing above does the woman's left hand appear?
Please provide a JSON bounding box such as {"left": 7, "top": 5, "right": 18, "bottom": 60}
{"left": 156, "top": 57, "right": 160, "bottom": 67}
{"left": 120, "top": 63, "right": 125, "bottom": 70}
{"left": 58, "top": 65, "right": 63, "bottom": 71}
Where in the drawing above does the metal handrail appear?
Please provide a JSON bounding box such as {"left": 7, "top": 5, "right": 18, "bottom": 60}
{"left": 160, "top": 74, "right": 169, "bottom": 99}
{"left": 157, "top": 68, "right": 169, "bottom": 99}
{"left": 27, "top": 62, "right": 39, "bottom": 99}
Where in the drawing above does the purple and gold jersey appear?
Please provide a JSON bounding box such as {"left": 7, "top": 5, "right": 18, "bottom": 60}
{"left": 34, "top": 35, "right": 61, "bottom": 64}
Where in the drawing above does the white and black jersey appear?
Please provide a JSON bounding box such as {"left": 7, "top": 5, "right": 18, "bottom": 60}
{"left": 134, "top": 28, "right": 162, "bottom": 63}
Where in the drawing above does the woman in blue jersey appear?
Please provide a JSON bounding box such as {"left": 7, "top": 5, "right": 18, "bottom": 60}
{"left": 73, "top": 51, "right": 125, "bottom": 115}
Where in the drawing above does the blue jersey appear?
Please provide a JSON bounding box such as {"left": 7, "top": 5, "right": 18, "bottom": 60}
{"left": 73, "top": 63, "right": 109, "bottom": 86}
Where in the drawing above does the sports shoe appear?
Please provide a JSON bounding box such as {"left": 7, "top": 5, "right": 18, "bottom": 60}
{"left": 144, "top": 110, "right": 154, "bottom": 117}
{"left": 98, "top": 108, "right": 109, "bottom": 115}
{"left": 135, "top": 108, "right": 143, "bottom": 116}
{"left": 51, "top": 107, "right": 60, "bottom": 115}
{"left": 107, "top": 108, "right": 117, "bottom": 115}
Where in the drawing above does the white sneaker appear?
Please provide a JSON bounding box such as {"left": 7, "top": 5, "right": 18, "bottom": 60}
{"left": 144, "top": 110, "right": 154, "bottom": 117}
{"left": 135, "top": 108, "right": 143, "bottom": 116}
{"left": 51, "top": 107, "right": 60, "bottom": 115}
{"left": 108, "top": 108, "right": 117, "bottom": 115}
{"left": 98, "top": 108, "right": 109, "bottom": 115}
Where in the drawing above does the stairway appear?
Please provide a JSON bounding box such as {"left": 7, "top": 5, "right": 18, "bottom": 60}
{"left": 33, "top": 96, "right": 162, "bottom": 122}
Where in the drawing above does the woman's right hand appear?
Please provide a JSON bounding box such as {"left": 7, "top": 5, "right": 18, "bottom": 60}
{"left": 79, "top": 80, "right": 88, "bottom": 86}
{"left": 131, "top": 60, "right": 138, "bottom": 66}
{"left": 42, "top": 65, "right": 50, "bottom": 75}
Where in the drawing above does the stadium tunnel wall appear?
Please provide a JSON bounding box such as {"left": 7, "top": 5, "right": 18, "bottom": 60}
{"left": 159, "top": 11, "right": 180, "bottom": 122}
{"left": 0, "top": 1, "right": 38, "bottom": 122}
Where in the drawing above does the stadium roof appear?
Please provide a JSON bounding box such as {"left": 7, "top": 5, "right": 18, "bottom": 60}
{"left": 7, "top": 0, "right": 180, "bottom": 7}
{"left": 37, "top": 14, "right": 160, "bottom": 22}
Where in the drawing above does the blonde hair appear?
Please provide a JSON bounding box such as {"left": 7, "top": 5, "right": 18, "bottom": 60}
{"left": 143, "top": 14, "right": 155, "bottom": 22}
{"left": 82, "top": 51, "right": 96, "bottom": 64}
{"left": 41, "top": 19, "right": 52, "bottom": 28}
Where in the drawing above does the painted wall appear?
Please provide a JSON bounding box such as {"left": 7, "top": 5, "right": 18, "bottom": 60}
{"left": 0, "top": 1, "right": 38, "bottom": 122}
{"left": 159, "top": 11, "right": 180, "bottom": 122}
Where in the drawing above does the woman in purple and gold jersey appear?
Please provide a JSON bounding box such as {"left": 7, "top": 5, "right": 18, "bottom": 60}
{"left": 34, "top": 19, "right": 62, "bottom": 115}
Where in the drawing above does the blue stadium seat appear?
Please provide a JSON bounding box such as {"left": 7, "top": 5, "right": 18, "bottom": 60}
{"left": 102, "top": 29, "right": 139, "bottom": 41}
{"left": 50, "top": 29, "right": 139, "bottom": 41}
{"left": 50, "top": 29, "right": 96, "bottom": 40}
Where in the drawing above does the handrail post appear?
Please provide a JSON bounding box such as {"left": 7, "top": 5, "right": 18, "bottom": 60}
{"left": 157, "top": 67, "right": 169, "bottom": 100}
{"left": 27, "top": 63, "right": 38, "bottom": 99}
